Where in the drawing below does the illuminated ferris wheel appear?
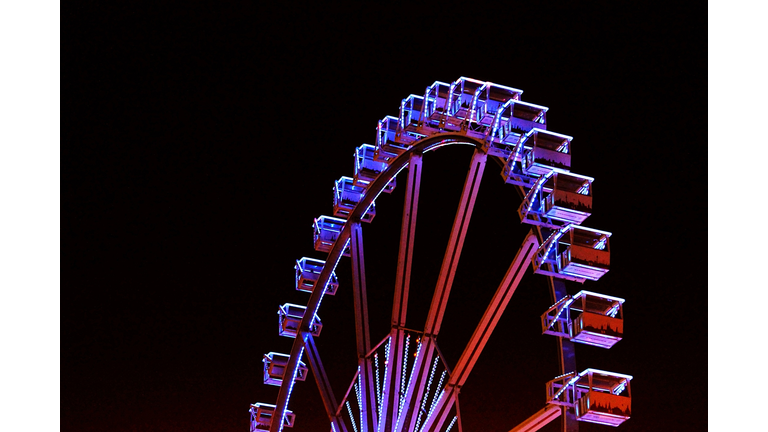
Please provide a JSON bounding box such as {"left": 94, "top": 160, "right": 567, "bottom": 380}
{"left": 251, "top": 77, "right": 633, "bottom": 432}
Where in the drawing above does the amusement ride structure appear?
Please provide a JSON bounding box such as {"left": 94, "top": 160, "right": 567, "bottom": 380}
{"left": 251, "top": 77, "right": 633, "bottom": 432}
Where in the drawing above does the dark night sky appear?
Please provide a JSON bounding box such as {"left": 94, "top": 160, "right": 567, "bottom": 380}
{"left": 62, "top": 2, "right": 713, "bottom": 431}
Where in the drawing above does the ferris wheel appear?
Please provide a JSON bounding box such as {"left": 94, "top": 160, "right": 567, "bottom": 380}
{"left": 251, "top": 77, "right": 633, "bottom": 432}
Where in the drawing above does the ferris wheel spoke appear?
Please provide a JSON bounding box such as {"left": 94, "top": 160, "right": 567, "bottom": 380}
{"left": 350, "top": 222, "right": 373, "bottom": 358}
{"left": 304, "top": 334, "right": 347, "bottom": 431}
{"left": 450, "top": 230, "right": 539, "bottom": 387}
{"left": 424, "top": 148, "right": 487, "bottom": 336}
{"left": 420, "top": 231, "right": 540, "bottom": 432}
{"left": 392, "top": 152, "right": 423, "bottom": 328}
{"left": 350, "top": 222, "right": 379, "bottom": 432}
{"left": 379, "top": 152, "right": 425, "bottom": 432}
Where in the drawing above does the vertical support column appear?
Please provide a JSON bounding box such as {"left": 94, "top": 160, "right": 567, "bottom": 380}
{"left": 392, "top": 152, "right": 423, "bottom": 329}
{"left": 351, "top": 222, "right": 378, "bottom": 432}
{"left": 398, "top": 150, "right": 487, "bottom": 432}
{"left": 380, "top": 153, "right": 423, "bottom": 432}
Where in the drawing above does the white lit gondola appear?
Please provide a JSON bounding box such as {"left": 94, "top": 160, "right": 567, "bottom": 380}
{"left": 541, "top": 290, "right": 625, "bottom": 349}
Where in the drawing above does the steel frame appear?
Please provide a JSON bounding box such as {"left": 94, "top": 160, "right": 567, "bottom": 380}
{"left": 260, "top": 79, "right": 621, "bottom": 432}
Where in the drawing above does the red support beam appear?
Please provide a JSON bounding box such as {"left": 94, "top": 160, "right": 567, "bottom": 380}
{"left": 421, "top": 231, "right": 539, "bottom": 432}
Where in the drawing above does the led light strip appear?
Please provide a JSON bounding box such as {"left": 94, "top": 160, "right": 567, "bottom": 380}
{"left": 414, "top": 355, "right": 440, "bottom": 432}
{"left": 278, "top": 346, "right": 305, "bottom": 432}
{"left": 469, "top": 82, "right": 487, "bottom": 122}
{"left": 374, "top": 353, "right": 382, "bottom": 418}
{"left": 377, "top": 337, "right": 392, "bottom": 432}
{"left": 540, "top": 224, "right": 573, "bottom": 266}
{"left": 346, "top": 400, "right": 359, "bottom": 432}
{"left": 525, "top": 170, "right": 555, "bottom": 216}
{"left": 549, "top": 297, "right": 574, "bottom": 331}
{"left": 354, "top": 369, "right": 363, "bottom": 430}
{"left": 397, "top": 340, "right": 423, "bottom": 426}
{"left": 444, "top": 416, "right": 458, "bottom": 432}
{"left": 420, "top": 370, "right": 447, "bottom": 432}
{"left": 398, "top": 335, "right": 411, "bottom": 416}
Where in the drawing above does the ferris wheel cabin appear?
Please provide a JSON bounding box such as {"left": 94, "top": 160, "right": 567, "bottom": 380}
{"left": 353, "top": 144, "right": 396, "bottom": 193}
{"left": 447, "top": 77, "right": 487, "bottom": 121}
{"left": 518, "top": 169, "right": 593, "bottom": 228}
{"left": 399, "top": 94, "right": 425, "bottom": 132}
{"left": 277, "top": 303, "right": 322, "bottom": 338}
{"left": 396, "top": 94, "right": 429, "bottom": 145}
{"left": 533, "top": 225, "right": 611, "bottom": 282}
{"left": 333, "top": 176, "right": 376, "bottom": 223}
{"left": 262, "top": 352, "right": 308, "bottom": 387}
{"left": 474, "top": 81, "right": 524, "bottom": 126}
{"left": 520, "top": 129, "right": 571, "bottom": 176}
{"left": 541, "top": 290, "right": 625, "bottom": 349}
{"left": 501, "top": 129, "right": 572, "bottom": 188}
{"left": 295, "top": 257, "right": 339, "bottom": 295}
{"left": 491, "top": 99, "right": 549, "bottom": 144}
{"left": 374, "top": 115, "right": 407, "bottom": 162}
{"left": 546, "top": 369, "right": 633, "bottom": 427}
{"left": 250, "top": 403, "right": 295, "bottom": 430}
{"left": 313, "top": 215, "right": 351, "bottom": 257}
{"left": 422, "top": 80, "right": 452, "bottom": 123}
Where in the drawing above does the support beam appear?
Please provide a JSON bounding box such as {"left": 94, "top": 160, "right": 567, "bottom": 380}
{"left": 381, "top": 153, "right": 423, "bottom": 432}
{"left": 449, "top": 231, "right": 539, "bottom": 388}
{"left": 305, "top": 334, "right": 348, "bottom": 432}
{"left": 421, "top": 231, "right": 539, "bottom": 432}
{"left": 508, "top": 405, "right": 562, "bottom": 432}
{"left": 350, "top": 222, "right": 378, "bottom": 432}
{"left": 392, "top": 153, "right": 423, "bottom": 328}
{"left": 424, "top": 149, "right": 487, "bottom": 336}
{"left": 454, "top": 397, "right": 463, "bottom": 432}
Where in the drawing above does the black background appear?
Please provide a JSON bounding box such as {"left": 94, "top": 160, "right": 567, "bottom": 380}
{"left": 65, "top": 2, "right": 706, "bottom": 431}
